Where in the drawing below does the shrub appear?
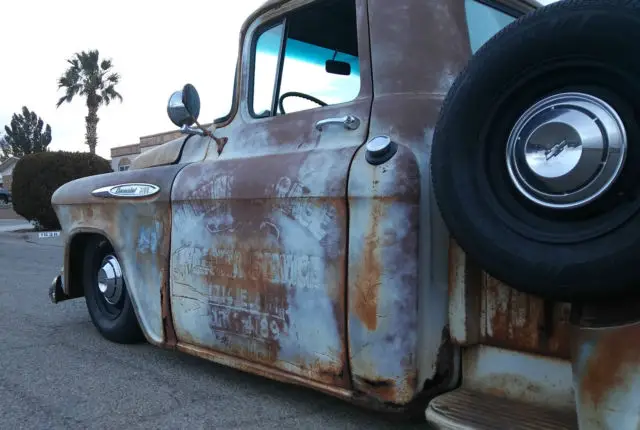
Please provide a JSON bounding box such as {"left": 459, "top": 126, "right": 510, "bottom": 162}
{"left": 12, "top": 151, "right": 112, "bottom": 230}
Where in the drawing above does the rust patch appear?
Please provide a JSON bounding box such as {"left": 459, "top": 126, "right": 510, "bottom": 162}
{"left": 175, "top": 340, "right": 421, "bottom": 418}
{"left": 207, "top": 278, "right": 289, "bottom": 364}
{"left": 355, "top": 376, "right": 397, "bottom": 402}
{"left": 483, "top": 274, "right": 571, "bottom": 359}
{"left": 353, "top": 201, "right": 383, "bottom": 331}
{"left": 576, "top": 323, "right": 640, "bottom": 408}
{"left": 214, "top": 136, "right": 228, "bottom": 155}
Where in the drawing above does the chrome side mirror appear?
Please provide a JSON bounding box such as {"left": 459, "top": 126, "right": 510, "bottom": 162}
{"left": 167, "top": 83, "right": 201, "bottom": 127}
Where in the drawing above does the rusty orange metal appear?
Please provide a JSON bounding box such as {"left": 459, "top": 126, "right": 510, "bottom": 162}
{"left": 572, "top": 316, "right": 640, "bottom": 429}
{"left": 352, "top": 200, "right": 383, "bottom": 333}
{"left": 448, "top": 238, "right": 573, "bottom": 360}
{"left": 481, "top": 275, "right": 572, "bottom": 359}
{"left": 347, "top": 142, "right": 422, "bottom": 404}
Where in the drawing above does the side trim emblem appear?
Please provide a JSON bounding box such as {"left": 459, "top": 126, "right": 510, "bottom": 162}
{"left": 91, "top": 183, "right": 161, "bottom": 199}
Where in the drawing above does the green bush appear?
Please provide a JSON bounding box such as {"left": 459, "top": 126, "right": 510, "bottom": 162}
{"left": 12, "top": 151, "right": 113, "bottom": 230}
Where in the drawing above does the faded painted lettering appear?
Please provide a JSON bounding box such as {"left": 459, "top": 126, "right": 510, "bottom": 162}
{"left": 173, "top": 246, "right": 324, "bottom": 291}
{"left": 208, "top": 288, "right": 286, "bottom": 343}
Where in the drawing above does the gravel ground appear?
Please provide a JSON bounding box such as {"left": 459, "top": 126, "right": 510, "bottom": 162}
{"left": 0, "top": 233, "right": 426, "bottom": 430}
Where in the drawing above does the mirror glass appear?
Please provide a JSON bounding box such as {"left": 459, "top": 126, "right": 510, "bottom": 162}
{"left": 182, "top": 83, "right": 201, "bottom": 120}
{"left": 167, "top": 84, "right": 201, "bottom": 127}
{"left": 325, "top": 59, "right": 351, "bottom": 76}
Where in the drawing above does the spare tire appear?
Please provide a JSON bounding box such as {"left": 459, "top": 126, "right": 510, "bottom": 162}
{"left": 431, "top": 0, "right": 640, "bottom": 302}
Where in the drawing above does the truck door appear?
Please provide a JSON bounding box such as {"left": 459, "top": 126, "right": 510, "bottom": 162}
{"left": 169, "top": 0, "right": 373, "bottom": 387}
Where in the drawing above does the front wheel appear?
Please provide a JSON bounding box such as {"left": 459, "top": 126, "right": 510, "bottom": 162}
{"left": 83, "top": 237, "right": 145, "bottom": 344}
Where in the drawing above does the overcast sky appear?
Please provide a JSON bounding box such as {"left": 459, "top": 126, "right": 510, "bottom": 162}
{"left": 0, "top": 0, "right": 264, "bottom": 159}
{"left": 0, "top": 0, "right": 558, "bottom": 160}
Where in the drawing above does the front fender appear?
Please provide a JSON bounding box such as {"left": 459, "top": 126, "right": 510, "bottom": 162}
{"left": 51, "top": 164, "right": 186, "bottom": 346}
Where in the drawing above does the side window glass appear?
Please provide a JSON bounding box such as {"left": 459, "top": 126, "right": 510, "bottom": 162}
{"left": 250, "top": 0, "right": 360, "bottom": 118}
{"left": 465, "top": 0, "right": 517, "bottom": 53}
{"left": 252, "top": 23, "right": 284, "bottom": 117}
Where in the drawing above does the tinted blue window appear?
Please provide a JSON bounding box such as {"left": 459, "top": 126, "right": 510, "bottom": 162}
{"left": 465, "top": 0, "right": 516, "bottom": 53}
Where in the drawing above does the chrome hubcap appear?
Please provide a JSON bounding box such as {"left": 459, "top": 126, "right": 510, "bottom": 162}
{"left": 506, "top": 92, "right": 627, "bottom": 209}
{"left": 97, "top": 255, "right": 124, "bottom": 305}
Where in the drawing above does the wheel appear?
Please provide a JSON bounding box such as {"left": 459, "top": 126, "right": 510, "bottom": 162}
{"left": 430, "top": 0, "right": 640, "bottom": 302}
{"left": 0, "top": 196, "right": 7, "bottom": 205}
{"left": 83, "top": 237, "right": 145, "bottom": 343}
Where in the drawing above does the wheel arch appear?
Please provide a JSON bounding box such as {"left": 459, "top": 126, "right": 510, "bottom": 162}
{"left": 57, "top": 212, "right": 171, "bottom": 348}
{"left": 64, "top": 230, "right": 115, "bottom": 300}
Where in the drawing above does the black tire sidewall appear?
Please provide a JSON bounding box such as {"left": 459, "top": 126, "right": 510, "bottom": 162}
{"left": 83, "top": 237, "right": 144, "bottom": 343}
{"left": 432, "top": 4, "right": 640, "bottom": 301}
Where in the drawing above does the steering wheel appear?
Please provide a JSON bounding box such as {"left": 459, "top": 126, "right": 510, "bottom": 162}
{"left": 278, "top": 91, "right": 328, "bottom": 115}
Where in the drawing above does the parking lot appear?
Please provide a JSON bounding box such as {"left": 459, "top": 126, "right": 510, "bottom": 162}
{"left": 0, "top": 226, "right": 424, "bottom": 429}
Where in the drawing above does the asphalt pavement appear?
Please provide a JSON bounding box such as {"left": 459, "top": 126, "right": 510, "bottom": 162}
{"left": 0, "top": 232, "right": 426, "bottom": 429}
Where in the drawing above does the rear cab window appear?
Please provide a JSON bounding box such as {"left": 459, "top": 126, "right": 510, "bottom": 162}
{"left": 465, "top": 0, "right": 519, "bottom": 53}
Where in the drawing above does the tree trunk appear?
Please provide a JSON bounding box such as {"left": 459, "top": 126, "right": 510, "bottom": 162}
{"left": 85, "top": 105, "right": 99, "bottom": 154}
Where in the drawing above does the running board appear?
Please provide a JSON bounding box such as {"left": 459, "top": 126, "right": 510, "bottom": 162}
{"left": 425, "top": 388, "right": 577, "bottom": 430}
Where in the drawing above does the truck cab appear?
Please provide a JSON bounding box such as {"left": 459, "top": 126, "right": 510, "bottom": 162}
{"left": 49, "top": 0, "right": 640, "bottom": 428}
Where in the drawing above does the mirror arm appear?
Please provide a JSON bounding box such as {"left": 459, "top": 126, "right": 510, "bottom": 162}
{"left": 180, "top": 119, "right": 213, "bottom": 138}
{"left": 180, "top": 125, "right": 207, "bottom": 136}
{"left": 180, "top": 123, "right": 228, "bottom": 155}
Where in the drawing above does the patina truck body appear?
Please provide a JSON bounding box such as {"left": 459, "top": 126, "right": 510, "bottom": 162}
{"left": 47, "top": 0, "right": 640, "bottom": 428}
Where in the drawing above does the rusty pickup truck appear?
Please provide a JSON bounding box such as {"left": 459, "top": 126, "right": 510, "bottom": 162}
{"left": 48, "top": 0, "right": 640, "bottom": 428}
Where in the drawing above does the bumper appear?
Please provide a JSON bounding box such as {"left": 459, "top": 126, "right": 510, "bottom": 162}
{"left": 48, "top": 273, "right": 70, "bottom": 304}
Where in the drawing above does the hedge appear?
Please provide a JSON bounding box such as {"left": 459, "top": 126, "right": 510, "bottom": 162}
{"left": 12, "top": 151, "right": 113, "bottom": 230}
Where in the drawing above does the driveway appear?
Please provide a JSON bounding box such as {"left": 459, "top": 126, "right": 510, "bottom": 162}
{"left": 0, "top": 233, "right": 423, "bottom": 429}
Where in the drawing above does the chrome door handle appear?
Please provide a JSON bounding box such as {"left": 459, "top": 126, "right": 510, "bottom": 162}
{"left": 315, "top": 115, "right": 360, "bottom": 131}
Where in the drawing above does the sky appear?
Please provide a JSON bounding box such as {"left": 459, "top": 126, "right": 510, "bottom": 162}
{"left": 0, "top": 0, "right": 558, "bottom": 160}
{"left": 0, "top": 0, "right": 265, "bottom": 160}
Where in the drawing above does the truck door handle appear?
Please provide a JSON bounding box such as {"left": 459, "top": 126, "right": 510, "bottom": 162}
{"left": 315, "top": 115, "right": 360, "bottom": 131}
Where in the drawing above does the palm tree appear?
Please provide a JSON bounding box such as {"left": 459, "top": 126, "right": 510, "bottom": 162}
{"left": 56, "top": 50, "right": 123, "bottom": 154}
